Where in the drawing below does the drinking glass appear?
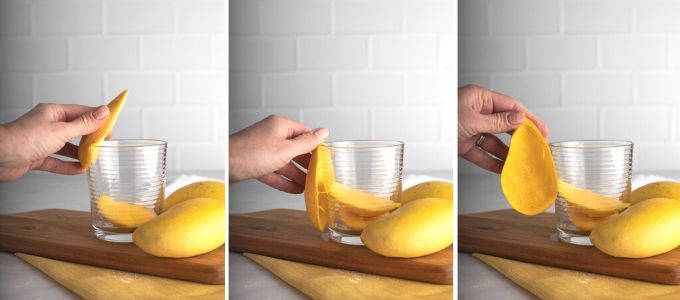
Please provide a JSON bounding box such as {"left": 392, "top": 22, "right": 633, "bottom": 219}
{"left": 550, "top": 140, "right": 633, "bottom": 246}
{"left": 87, "top": 139, "right": 167, "bottom": 242}
{"left": 324, "top": 140, "right": 404, "bottom": 245}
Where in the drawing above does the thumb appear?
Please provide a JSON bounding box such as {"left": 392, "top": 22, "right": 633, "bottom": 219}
{"left": 476, "top": 111, "right": 525, "bottom": 134}
{"left": 287, "top": 128, "right": 329, "bottom": 157}
{"left": 65, "top": 105, "right": 110, "bottom": 137}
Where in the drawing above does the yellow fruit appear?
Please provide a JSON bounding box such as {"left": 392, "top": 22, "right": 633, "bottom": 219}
{"left": 338, "top": 207, "right": 383, "bottom": 231}
{"left": 78, "top": 89, "right": 128, "bottom": 170}
{"left": 303, "top": 145, "right": 334, "bottom": 232}
{"left": 558, "top": 180, "right": 629, "bottom": 216}
{"left": 501, "top": 120, "right": 557, "bottom": 216}
{"left": 567, "top": 208, "right": 614, "bottom": 232}
{"left": 328, "top": 182, "right": 400, "bottom": 217}
{"left": 400, "top": 181, "right": 453, "bottom": 204}
{"left": 629, "top": 181, "right": 680, "bottom": 204}
{"left": 160, "top": 181, "right": 225, "bottom": 212}
{"left": 590, "top": 198, "right": 680, "bottom": 258}
{"left": 361, "top": 197, "right": 452, "bottom": 258}
{"left": 97, "top": 194, "right": 156, "bottom": 229}
{"left": 133, "top": 197, "right": 224, "bottom": 258}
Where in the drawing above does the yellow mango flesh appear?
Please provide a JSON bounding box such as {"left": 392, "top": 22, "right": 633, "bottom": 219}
{"left": 500, "top": 120, "right": 557, "bottom": 216}
{"left": 558, "top": 180, "right": 629, "bottom": 217}
{"left": 338, "top": 207, "right": 383, "bottom": 231}
{"left": 567, "top": 208, "right": 614, "bottom": 232}
{"left": 78, "top": 89, "right": 128, "bottom": 170}
{"left": 400, "top": 181, "right": 453, "bottom": 204}
{"left": 361, "top": 197, "right": 452, "bottom": 258}
{"left": 328, "top": 182, "right": 400, "bottom": 217}
{"left": 160, "top": 181, "right": 225, "bottom": 212}
{"left": 133, "top": 197, "right": 225, "bottom": 258}
{"left": 590, "top": 198, "right": 680, "bottom": 258}
{"left": 629, "top": 181, "right": 680, "bottom": 205}
{"left": 97, "top": 194, "right": 156, "bottom": 229}
{"left": 303, "top": 146, "right": 334, "bottom": 232}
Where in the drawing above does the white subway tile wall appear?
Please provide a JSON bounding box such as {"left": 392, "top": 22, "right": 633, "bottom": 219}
{"left": 459, "top": 0, "right": 680, "bottom": 173}
{"left": 0, "top": 0, "right": 225, "bottom": 172}
{"left": 230, "top": 0, "right": 455, "bottom": 172}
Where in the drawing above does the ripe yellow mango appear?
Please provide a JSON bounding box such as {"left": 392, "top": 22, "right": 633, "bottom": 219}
{"left": 133, "top": 197, "right": 224, "bottom": 258}
{"left": 629, "top": 181, "right": 680, "bottom": 205}
{"left": 400, "top": 181, "right": 453, "bottom": 204}
{"left": 501, "top": 120, "right": 557, "bottom": 216}
{"left": 590, "top": 198, "right": 680, "bottom": 258}
{"left": 360, "top": 197, "right": 452, "bottom": 258}
{"left": 79, "top": 89, "right": 128, "bottom": 170}
{"left": 160, "top": 181, "right": 225, "bottom": 212}
{"left": 304, "top": 145, "right": 334, "bottom": 232}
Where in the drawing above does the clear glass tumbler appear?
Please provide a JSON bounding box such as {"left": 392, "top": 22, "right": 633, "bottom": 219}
{"left": 324, "top": 140, "right": 404, "bottom": 245}
{"left": 87, "top": 139, "right": 167, "bottom": 242}
{"left": 550, "top": 140, "right": 633, "bottom": 246}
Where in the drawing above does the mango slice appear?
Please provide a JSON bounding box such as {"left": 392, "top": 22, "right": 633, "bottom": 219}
{"left": 338, "top": 207, "right": 383, "bottom": 231}
{"left": 328, "top": 182, "right": 400, "bottom": 217}
{"left": 133, "top": 197, "right": 225, "bottom": 258}
{"left": 500, "top": 120, "right": 557, "bottom": 216}
{"left": 590, "top": 198, "right": 680, "bottom": 258}
{"left": 160, "top": 181, "right": 225, "bottom": 212}
{"left": 78, "top": 89, "right": 128, "bottom": 170}
{"left": 97, "top": 194, "right": 156, "bottom": 229}
{"left": 303, "top": 145, "right": 334, "bottom": 232}
{"left": 567, "top": 208, "right": 614, "bottom": 232}
{"left": 361, "top": 197, "right": 453, "bottom": 258}
{"left": 400, "top": 181, "right": 453, "bottom": 204}
{"left": 558, "top": 180, "right": 629, "bottom": 216}
{"left": 629, "top": 181, "right": 680, "bottom": 205}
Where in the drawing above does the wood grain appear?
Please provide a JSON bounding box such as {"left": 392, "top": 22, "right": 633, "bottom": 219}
{"left": 0, "top": 209, "right": 224, "bottom": 285}
{"left": 459, "top": 209, "right": 680, "bottom": 285}
{"left": 229, "top": 209, "right": 453, "bottom": 285}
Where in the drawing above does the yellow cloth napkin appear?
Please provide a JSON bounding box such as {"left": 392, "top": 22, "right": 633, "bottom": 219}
{"left": 474, "top": 253, "right": 680, "bottom": 299}
{"left": 244, "top": 253, "right": 452, "bottom": 300}
{"left": 16, "top": 253, "right": 224, "bottom": 300}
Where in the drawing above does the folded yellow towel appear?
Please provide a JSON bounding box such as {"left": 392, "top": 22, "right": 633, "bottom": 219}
{"left": 16, "top": 253, "right": 224, "bottom": 300}
{"left": 244, "top": 253, "right": 452, "bottom": 300}
{"left": 474, "top": 253, "right": 680, "bottom": 299}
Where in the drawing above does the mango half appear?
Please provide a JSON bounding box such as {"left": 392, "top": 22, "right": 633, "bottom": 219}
{"left": 590, "top": 198, "right": 680, "bottom": 258}
{"left": 133, "top": 197, "right": 224, "bottom": 258}
{"left": 360, "top": 197, "right": 452, "bottom": 258}
{"left": 78, "top": 89, "right": 128, "bottom": 170}
{"left": 500, "top": 120, "right": 557, "bottom": 216}
{"left": 629, "top": 181, "right": 680, "bottom": 205}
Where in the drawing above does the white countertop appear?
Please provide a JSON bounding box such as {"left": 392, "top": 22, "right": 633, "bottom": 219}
{"left": 0, "top": 171, "right": 224, "bottom": 299}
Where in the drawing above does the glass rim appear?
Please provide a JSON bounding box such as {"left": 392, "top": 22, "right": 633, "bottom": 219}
{"left": 323, "top": 140, "right": 404, "bottom": 149}
{"left": 549, "top": 140, "right": 633, "bottom": 149}
{"left": 94, "top": 139, "right": 168, "bottom": 148}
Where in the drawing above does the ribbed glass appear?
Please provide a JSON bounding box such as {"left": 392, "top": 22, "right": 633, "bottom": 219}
{"left": 323, "top": 140, "right": 404, "bottom": 245}
{"left": 550, "top": 140, "right": 633, "bottom": 246}
{"left": 88, "top": 139, "right": 167, "bottom": 242}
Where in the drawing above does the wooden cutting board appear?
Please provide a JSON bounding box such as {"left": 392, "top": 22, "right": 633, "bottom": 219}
{"left": 0, "top": 209, "right": 224, "bottom": 285}
{"left": 229, "top": 209, "right": 453, "bottom": 285}
{"left": 459, "top": 209, "right": 680, "bottom": 285}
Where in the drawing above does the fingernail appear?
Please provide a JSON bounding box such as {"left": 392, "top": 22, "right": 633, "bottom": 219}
{"left": 509, "top": 111, "right": 525, "bottom": 124}
{"left": 94, "top": 105, "right": 109, "bottom": 120}
{"left": 313, "top": 128, "right": 329, "bottom": 140}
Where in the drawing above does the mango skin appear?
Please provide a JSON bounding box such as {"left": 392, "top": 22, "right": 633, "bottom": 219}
{"left": 160, "top": 181, "right": 225, "bottom": 212}
{"left": 400, "top": 181, "right": 453, "bottom": 204}
{"left": 133, "top": 197, "right": 224, "bottom": 258}
{"left": 590, "top": 198, "right": 680, "bottom": 258}
{"left": 629, "top": 181, "right": 680, "bottom": 205}
{"left": 360, "top": 197, "right": 452, "bottom": 258}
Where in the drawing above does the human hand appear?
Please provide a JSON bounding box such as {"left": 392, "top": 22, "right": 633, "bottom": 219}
{"left": 229, "top": 115, "right": 329, "bottom": 194}
{"left": 458, "top": 84, "right": 549, "bottom": 174}
{"left": 0, "top": 103, "right": 110, "bottom": 181}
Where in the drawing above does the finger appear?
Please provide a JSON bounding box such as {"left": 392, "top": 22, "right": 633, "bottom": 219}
{"left": 257, "top": 173, "right": 304, "bottom": 194}
{"left": 58, "top": 104, "right": 101, "bottom": 122}
{"left": 478, "top": 134, "right": 509, "bottom": 160}
{"left": 487, "top": 90, "right": 549, "bottom": 137}
{"left": 474, "top": 111, "right": 525, "bottom": 135}
{"left": 35, "top": 157, "right": 85, "bottom": 175}
{"left": 284, "top": 128, "right": 329, "bottom": 160}
{"left": 55, "top": 142, "right": 79, "bottom": 160}
{"left": 260, "top": 115, "right": 311, "bottom": 139}
{"left": 293, "top": 153, "right": 312, "bottom": 170}
{"left": 275, "top": 162, "right": 307, "bottom": 186}
{"left": 462, "top": 147, "right": 504, "bottom": 174}
{"left": 63, "top": 105, "right": 110, "bottom": 138}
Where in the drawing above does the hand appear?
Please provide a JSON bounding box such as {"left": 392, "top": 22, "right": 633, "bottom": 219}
{"left": 458, "top": 84, "right": 549, "bottom": 174}
{"left": 0, "top": 103, "right": 110, "bottom": 181}
{"left": 229, "top": 115, "right": 329, "bottom": 194}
